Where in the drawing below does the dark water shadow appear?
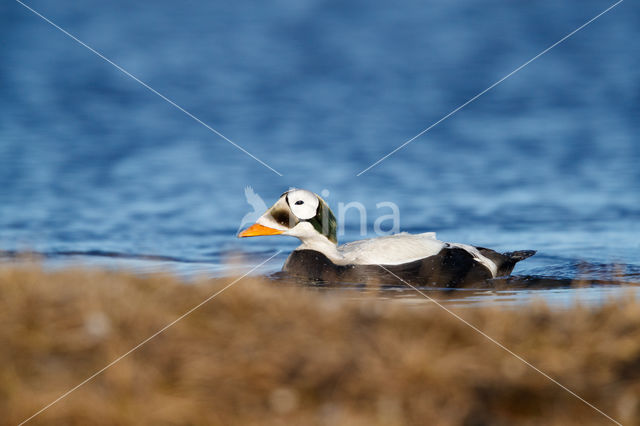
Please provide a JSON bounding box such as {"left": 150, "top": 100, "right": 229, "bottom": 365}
{"left": 267, "top": 271, "right": 640, "bottom": 309}
{"left": 268, "top": 271, "right": 638, "bottom": 292}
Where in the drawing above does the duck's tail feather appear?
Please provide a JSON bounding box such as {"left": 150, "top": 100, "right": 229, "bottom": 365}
{"left": 475, "top": 248, "right": 536, "bottom": 277}
{"left": 504, "top": 250, "right": 536, "bottom": 262}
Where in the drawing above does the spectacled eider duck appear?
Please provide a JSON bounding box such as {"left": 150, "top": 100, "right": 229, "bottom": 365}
{"left": 238, "top": 189, "right": 535, "bottom": 287}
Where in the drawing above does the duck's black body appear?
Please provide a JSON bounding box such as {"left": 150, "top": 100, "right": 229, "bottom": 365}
{"left": 283, "top": 247, "right": 536, "bottom": 288}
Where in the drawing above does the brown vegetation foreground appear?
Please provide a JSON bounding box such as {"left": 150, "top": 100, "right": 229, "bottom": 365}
{"left": 1, "top": 265, "right": 639, "bottom": 425}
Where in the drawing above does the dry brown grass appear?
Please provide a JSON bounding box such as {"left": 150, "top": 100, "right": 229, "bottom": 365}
{"left": 1, "top": 264, "right": 639, "bottom": 425}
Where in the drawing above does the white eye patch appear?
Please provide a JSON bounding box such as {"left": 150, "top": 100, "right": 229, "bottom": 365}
{"left": 287, "top": 189, "right": 319, "bottom": 220}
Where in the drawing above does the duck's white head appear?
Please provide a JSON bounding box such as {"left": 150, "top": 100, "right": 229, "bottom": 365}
{"left": 238, "top": 188, "right": 337, "bottom": 246}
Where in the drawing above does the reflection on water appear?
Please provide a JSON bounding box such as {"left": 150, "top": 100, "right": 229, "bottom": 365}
{"left": 369, "top": 285, "right": 640, "bottom": 310}
{"left": 271, "top": 274, "right": 640, "bottom": 309}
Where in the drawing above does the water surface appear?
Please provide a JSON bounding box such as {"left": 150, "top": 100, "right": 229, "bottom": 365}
{"left": 2, "top": 0, "right": 639, "bottom": 307}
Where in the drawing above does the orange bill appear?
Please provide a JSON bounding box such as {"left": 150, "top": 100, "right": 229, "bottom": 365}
{"left": 238, "top": 223, "right": 284, "bottom": 237}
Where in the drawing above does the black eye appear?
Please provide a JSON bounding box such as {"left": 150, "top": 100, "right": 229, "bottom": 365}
{"left": 295, "top": 200, "right": 304, "bottom": 205}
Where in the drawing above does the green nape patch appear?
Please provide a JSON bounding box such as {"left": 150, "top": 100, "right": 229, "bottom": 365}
{"left": 309, "top": 198, "right": 337, "bottom": 243}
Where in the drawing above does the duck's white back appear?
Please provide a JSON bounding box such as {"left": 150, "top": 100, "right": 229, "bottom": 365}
{"left": 338, "top": 232, "right": 446, "bottom": 265}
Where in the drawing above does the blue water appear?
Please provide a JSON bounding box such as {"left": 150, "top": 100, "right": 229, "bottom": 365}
{"left": 1, "top": 0, "right": 639, "bottom": 305}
